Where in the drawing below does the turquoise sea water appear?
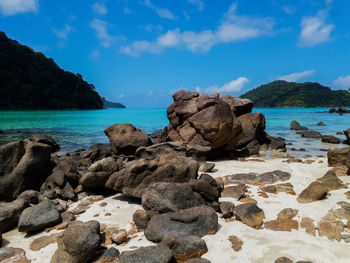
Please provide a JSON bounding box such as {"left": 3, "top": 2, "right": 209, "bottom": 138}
{"left": 0, "top": 108, "right": 349, "bottom": 156}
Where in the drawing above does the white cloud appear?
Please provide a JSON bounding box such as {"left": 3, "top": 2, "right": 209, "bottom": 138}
{"left": 118, "top": 94, "right": 125, "bottom": 99}
{"left": 333, "top": 75, "right": 350, "bottom": 90}
{"left": 278, "top": 70, "right": 315, "bottom": 82}
{"left": 121, "top": 3, "right": 274, "bottom": 57}
{"left": 53, "top": 25, "right": 74, "bottom": 39}
{"left": 89, "top": 50, "right": 100, "bottom": 60}
{"left": 188, "top": 0, "right": 204, "bottom": 11}
{"left": 282, "top": 5, "right": 296, "bottom": 15}
{"left": 204, "top": 77, "right": 249, "bottom": 93}
{"left": 141, "top": 24, "right": 163, "bottom": 33}
{"left": 92, "top": 3, "right": 108, "bottom": 15}
{"left": 0, "top": 0, "right": 38, "bottom": 15}
{"left": 143, "top": 0, "right": 175, "bottom": 20}
{"left": 90, "top": 18, "right": 115, "bottom": 47}
{"left": 299, "top": 10, "right": 334, "bottom": 47}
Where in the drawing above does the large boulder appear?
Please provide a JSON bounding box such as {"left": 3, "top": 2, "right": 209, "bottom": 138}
{"left": 105, "top": 153, "right": 199, "bottom": 198}
{"left": 119, "top": 244, "right": 173, "bottom": 263}
{"left": 104, "top": 123, "right": 152, "bottom": 155}
{"left": 328, "top": 147, "right": 350, "bottom": 167}
{"left": 297, "top": 182, "right": 328, "bottom": 203}
{"left": 30, "top": 134, "right": 60, "bottom": 152}
{"left": 322, "top": 135, "right": 340, "bottom": 144}
{"left": 344, "top": 128, "right": 350, "bottom": 145}
{"left": 144, "top": 206, "right": 218, "bottom": 242}
{"left": 0, "top": 139, "right": 52, "bottom": 201}
{"left": 290, "top": 120, "right": 308, "bottom": 131}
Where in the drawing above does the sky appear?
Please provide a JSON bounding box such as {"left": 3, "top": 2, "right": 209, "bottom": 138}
{"left": 0, "top": 0, "right": 350, "bottom": 108}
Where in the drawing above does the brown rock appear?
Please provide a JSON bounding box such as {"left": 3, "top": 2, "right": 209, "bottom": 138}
{"left": 277, "top": 208, "right": 298, "bottom": 220}
{"left": 345, "top": 191, "right": 350, "bottom": 200}
{"left": 300, "top": 217, "right": 316, "bottom": 236}
{"left": 220, "top": 202, "right": 235, "bottom": 219}
{"left": 318, "top": 220, "right": 343, "bottom": 241}
{"left": 0, "top": 247, "right": 31, "bottom": 263}
{"left": 264, "top": 219, "right": 298, "bottom": 232}
{"left": 228, "top": 235, "right": 243, "bottom": 252}
{"left": 297, "top": 182, "right": 328, "bottom": 203}
{"left": 239, "top": 197, "right": 257, "bottom": 204}
{"left": 106, "top": 227, "right": 127, "bottom": 245}
{"left": 221, "top": 184, "right": 246, "bottom": 200}
{"left": 233, "top": 203, "right": 265, "bottom": 229}
{"left": 275, "top": 257, "right": 293, "bottom": 263}
{"left": 133, "top": 209, "right": 156, "bottom": 230}
{"left": 331, "top": 165, "right": 349, "bottom": 176}
{"left": 30, "top": 233, "right": 61, "bottom": 251}
{"left": 328, "top": 147, "right": 350, "bottom": 167}
{"left": 316, "top": 170, "right": 347, "bottom": 191}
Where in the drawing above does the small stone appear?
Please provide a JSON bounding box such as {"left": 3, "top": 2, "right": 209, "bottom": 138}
{"left": 264, "top": 219, "right": 298, "bottom": 232}
{"left": 239, "top": 197, "right": 257, "bottom": 204}
{"left": 133, "top": 209, "right": 156, "bottom": 230}
{"left": 228, "top": 235, "right": 243, "bottom": 252}
{"left": 107, "top": 227, "right": 128, "bottom": 245}
{"left": 233, "top": 203, "right": 265, "bottom": 229}
{"left": 99, "top": 202, "right": 108, "bottom": 207}
{"left": 277, "top": 208, "right": 298, "bottom": 220}
{"left": 318, "top": 220, "right": 343, "bottom": 241}
{"left": 275, "top": 257, "right": 293, "bottom": 263}
{"left": 0, "top": 247, "right": 30, "bottom": 263}
{"left": 61, "top": 211, "right": 75, "bottom": 222}
{"left": 221, "top": 184, "right": 246, "bottom": 199}
{"left": 300, "top": 217, "right": 316, "bottom": 236}
{"left": 30, "top": 233, "right": 61, "bottom": 251}
{"left": 105, "top": 213, "right": 112, "bottom": 216}
{"left": 220, "top": 202, "right": 235, "bottom": 219}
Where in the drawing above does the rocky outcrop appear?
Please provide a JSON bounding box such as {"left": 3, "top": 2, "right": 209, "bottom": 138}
{"left": 0, "top": 247, "right": 31, "bottom": 262}
{"left": 297, "top": 182, "right": 328, "bottom": 203}
{"left": 119, "top": 244, "right": 172, "bottom": 263}
{"left": 297, "top": 131, "right": 322, "bottom": 139}
{"left": 31, "top": 134, "right": 60, "bottom": 152}
{"left": 290, "top": 120, "right": 308, "bottom": 131}
{"left": 322, "top": 135, "right": 340, "bottom": 144}
{"left": 344, "top": 128, "right": 350, "bottom": 145}
{"left": 0, "top": 139, "right": 52, "bottom": 201}
{"left": 104, "top": 123, "right": 152, "bottom": 155}
{"left": 105, "top": 153, "right": 199, "bottom": 198}
{"left": 328, "top": 147, "right": 350, "bottom": 167}
{"left": 223, "top": 170, "right": 291, "bottom": 185}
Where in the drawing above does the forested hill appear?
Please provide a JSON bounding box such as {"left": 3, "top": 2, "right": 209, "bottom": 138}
{"left": 103, "top": 100, "right": 126, "bottom": 108}
{"left": 240, "top": 80, "right": 350, "bottom": 107}
{"left": 0, "top": 32, "right": 103, "bottom": 109}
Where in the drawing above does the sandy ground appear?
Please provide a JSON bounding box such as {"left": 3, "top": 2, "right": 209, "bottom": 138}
{"left": 3, "top": 157, "right": 350, "bottom": 263}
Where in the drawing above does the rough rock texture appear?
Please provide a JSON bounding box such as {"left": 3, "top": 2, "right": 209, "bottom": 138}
{"left": 142, "top": 182, "right": 201, "bottom": 213}
{"left": 144, "top": 206, "right": 218, "bottom": 242}
{"left": 321, "top": 135, "right": 340, "bottom": 144}
{"left": 93, "top": 247, "right": 120, "bottom": 263}
{"left": 31, "top": 134, "right": 60, "bottom": 152}
{"left": 316, "top": 170, "right": 347, "bottom": 191}
{"left": 233, "top": 203, "right": 265, "bottom": 229}
{"left": 297, "top": 131, "right": 322, "bottom": 139}
{"left": 290, "top": 120, "right": 308, "bottom": 131}
{"left": 188, "top": 179, "right": 220, "bottom": 203}
{"left": 133, "top": 209, "right": 156, "bottom": 230}
{"left": 228, "top": 235, "right": 243, "bottom": 252}
{"left": 161, "top": 234, "right": 208, "bottom": 262}
{"left": 220, "top": 202, "right": 235, "bottom": 219}
{"left": 0, "top": 247, "right": 31, "bottom": 263}
{"left": 105, "top": 153, "right": 199, "bottom": 198}
{"left": 18, "top": 199, "right": 61, "bottom": 233}
{"left": 223, "top": 170, "right": 291, "bottom": 185}
{"left": 297, "top": 182, "right": 328, "bottom": 203}
{"left": 119, "top": 244, "right": 173, "bottom": 263}
{"left": 344, "top": 128, "right": 350, "bottom": 145}
{"left": 0, "top": 139, "right": 52, "bottom": 201}
{"left": 221, "top": 184, "right": 246, "bottom": 200}
{"left": 184, "top": 259, "right": 211, "bottom": 263}
{"left": 30, "top": 233, "right": 61, "bottom": 251}
{"left": 83, "top": 143, "right": 115, "bottom": 162}
{"left": 104, "top": 123, "right": 152, "bottom": 155}
{"left": 328, "top": 147, "right": 350, "bottom": 167}
{"left": 300, "top": 217, "right": 316, "bottom": 236}
{"left": 275, "top": 257, "right": 293, "bottom": 263}
{"left": 41, "top": 157, "right": 79, "bottom": 200}
{"left": 318, "top": 220, "right": 343, "bottom": 241}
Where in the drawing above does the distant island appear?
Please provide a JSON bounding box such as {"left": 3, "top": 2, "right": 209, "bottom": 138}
{"left": 0, "top": 31, "right": 105, "bottom": 110}
{"left": 240, "top": 80, "right": 350, "bottom": 108}
{"left": 103, "top": 100, "right": 126, "bottom": 108}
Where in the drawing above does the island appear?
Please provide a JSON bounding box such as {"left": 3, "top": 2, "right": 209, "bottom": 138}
{"left": 103, "top": 100, "right": 126, "bottom": 109}
{"left": 240, "top": 80, "right": 350, "bottom": 107}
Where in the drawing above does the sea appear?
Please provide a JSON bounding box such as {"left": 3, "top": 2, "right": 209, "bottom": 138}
{"left": 0, "top": 108, "right": 349, "bottom": 158}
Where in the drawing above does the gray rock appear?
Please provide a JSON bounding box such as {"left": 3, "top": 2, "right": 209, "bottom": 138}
{"left": 290, "top": 120, "right": 308, "bottom": 131}
{"left": 60, "top": 211, "right": 75, "bottom": 222}
{"left": 184, "top": 259, "right": 212, "bottom": 263}
{"left": 233, "top": 203, "right": 265, "bottom": 229}
{"left": 297, "top": 131, "right": 322, "bottom": 139}
{"left": 0, "top": 247, "right": 30, "bottom": 262}
{"left": 188, "top": 179, "right": 219, "bottom": 203}
{"left": 133, "top": 209, "right": 157, "bottom": 230}
{"left": 119, "top": 244, "right": 173, "bottom": 263}
{"left": 220, "top": 202, "right": 235, "bottom": 218}
{"left": 321, "top": 135, "right": 340, "bottom": 144}
{"left": 31, "top": 134, "right": 60, "bottom": 152}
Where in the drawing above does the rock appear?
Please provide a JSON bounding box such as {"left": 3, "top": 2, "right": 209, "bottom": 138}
{"left": 104, "top": 123, "right": 151, "bottom": 155}
{"left": 18, "top": 199, "right": 61, "bottom": 233}
{"left": 31, "top": 134, "right": 60, "bottom": 152}
{"left": 316, "top": 170, "right": 347, "bottom": 191}
{"left": 220, "top": 202, "right": 235, "bottom": 219}
{"left": 30, "top": 233, "right": 61, "bottom": 251}
{"left": 161, "top": 234, "right": 208, "bottom": 262}
{"left": 199, "top": 162, "right": 215, "bottom": 172}
{"left": 233, "top": 203, "right": 265, "bottom": 229}
{"left": 297, "top": 182, "right": 328, "bottom": 203}
{"left": 119, "top": 244, "right": 172, "bottom": 263}
{"left": 0, "top": 247, "right": 30, "bottom": 263}
{"left": 60, "top": 211, "right": 75, "bottom": 222}
{"left": 0, "top": 139, "right": 52, "bottom": 201}
{"left": 327, "top": 147, "right": 350, "bottom": 167}
{"left": 331, "top": 165, "right": 349, "bottom": 177}
{"left": 105, "top": 227, "right": 127, "bottom": 245}
{"left": 136, "top": 141, "right": 187, "bottom": 159}
{"left": 188, "top": 179, "right": 220, "bottom": 203}
{"left": 228, "top": 235, "right": 243, "bottom": 252}
{"left": 318, "top": 220, "right": 343, "bottom": 241}
{"left": 184, "top": 259, "right": 211, "bottom": 263}
{"left": 321, "top": 135, "right": 340, "bottom": 144}
{"left": 223, "top": 170, "right": 291, "bottom": 185}
{"left": 297, "top": 131, "right": 322, "bottom": 139}
{"left": 85, "top": 143, "right": 115, "bottom": 162}
{"left": 277, "top": 208, "right": 298, "bottom": 220}
{"left": 133, "top": 209, "right": 156, "bottom": 230}
{"left": 300, "top": 217, "right": 316, "bottom": 236}
{"left": 142, "top": 182, "right": 201, "bottom": 213}
{"left": 199, "top": 173, "right": 223, "bottom": 194}
{"left": 290, "top": 120, "right": 308, "bottom": 131}
{"left": 264, "top": 219, "right": 298, "bottom": 232}
{"left": 144, "top": 206, "right": 218, "bottom": 242}
{"left": 344, "top": 128, "right": 350, "bottom": 145}
{"left": 40, "top": 157, "right": 78, "bottom": 200}
{"left": 105, "top": 153, "right": 199, "bottom": 198}
{"left": 275, "top": 257, "right": 293, "bottom": 263}
{"left": 93, "top": 247, "right": 120, "bottom": 263}
{"left": 221, "top": 184, "right": 246, "bottom": 200}
{"left": 53, "top": 220, "right": 102, "bottom": 263}
{"left": 317, "top": 122, "right": 326, "bottom": 126}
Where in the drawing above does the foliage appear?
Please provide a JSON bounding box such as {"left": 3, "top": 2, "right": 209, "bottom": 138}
{"left": 103, "top": 100, "right": 126, "bottom": 108}
{"left": 240, "top": 80, "right": 350, "bottom": 107}
{"left": 0, "top": 31, "right": 104, "bottom": 109}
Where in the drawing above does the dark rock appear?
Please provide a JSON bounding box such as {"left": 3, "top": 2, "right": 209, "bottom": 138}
{"left": 317, "top": 122, "right": 326, "bottom": 126}
{"left": 119, "top": 244, "right": 173, "bottom": 263}
{"left": 275, "top": 257, "right": 293, "bottom": 263}
{"left": 93, "top": 247, "right": 120, "bottom": 263}
{"left": 221, "top": 184, "right": 246, "bottom": 200}
{"left": 328, "top": 147, "right": 350, "bottom": 167}
{"left": 84, "top": 143, "right": 115, "bottom": 162}
{"left": 233, "top": 203, "right": 265, "bottom": 229}
{"left": 297, "top": 182, "right": 328, "bottom": 203}
{"left": 223, "top": 170, "right": 291, "bottom": 185}
{"left": 105, "top": 153, "right": 199, "bottom": 198}
{"left": 0, "top": 247, "right": 30, "bottom": 262}
{"left": 161, "top": 234, "right": 208, "bottom": 262}
{"left": 336, "top": 131, "right": 343, "bottom": 135}
{"left": 316, "top": 170, "right": 347, "bottom": 191}
{"left": 18, "top": 199, "right": 61, "bottom": 233}
{"left": 31, "top": 134, "right": 60, "bottom": 152}
{"left": 133, "top": 209, "right": 157, "bottom": 230}
{"left": 344, "top": 128, "right": 350, "bottom": 145}
{"left": 142, "top": 182, "right": 201, "bottom": 213}
{"left": 184, "top": 259, "right": 211, "bottom": 263}
{"left": 321, "top": 135, "right": 340, "bottom": 144}
{"left": 220, "top": 201, "right": 235, "bottom": 218}
{"left": 199, "top": 173, "right": 223, "bottom": 193}
{"left": 290, "top": 120, "right": 308, "bottom": 131}
{"left": 188, "top": 179, "right": 219, "bottom": 203}
{"left": 0, "top": 139, "right": 52, "bottom": 201}
{"left": 136, "top": 141, "right": 187, "bottom": 160}
{"left": 104, "top": 123, "right": 152, "bottom": 155}
{"left": 297, "top": 131, "right": 322, "bottom": 139}
{"left": 145, "top": 206, "right": 218, "bottom": 242}
{"left": 60, "top": 211, "right": 75, "bottom": 222}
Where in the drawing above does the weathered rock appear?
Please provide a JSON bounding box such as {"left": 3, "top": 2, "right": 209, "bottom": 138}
{"left": 85, "top": 143, "right": 115, "bottom": 162}
{"left": 328, "top": 147, "right": 350, "bottom": 167}
{"left": 300, "top": 217, "right": 316, "bottom": 236}
{"left": 199, "top": 162, "right": 215, "bottom": 173}
{"left": 318, "top": 220, "right": 343, "bottom": 241}
{"left": 30, "top": 233, "right": 61, "bottom": 251}
{"left": 277, "top": 208, "right": 298, "bottom": 220}
{"left": 0, "top": 247, "right": 30, "bottom": 263}
{"left": 0, "top": 139, "right": 52, "bottom": 201}
{"left": 184, "top": 259, "right": 211, "bottom": 263}
{"left": 105, "top": 153, "right": 199, "bottom": 198}
{"left": 264, "top": 219, "right": 298, "bottom": 232}
{"left": 331, "top": 165, "right": 349, "bottom": 177}
{"left": 199, "top": 173, "right": 223, "bottom": 194}
{"left": 317, "top": 122, "right": 326, "bottom": 126}
{"left": 290, "top": 120, "right": 308, "bottom": 131}
{"left": 316, "top": 170, "right": 347, "bottom": 191}
{"left": 162, "top": 234, "right": 208, "bottom": 262}
{"left": 145, "top": 206, "right": 218, "bottom": 242}
{"left": 344, "top": 128, "right": 350, "bottom": 145}
{"left": 220, "top": 202, "right": 235, "bottom": 219}
{"left": 297, "top": 131, "right": 322, "bottom": 139}
{"left": 55, "top": 220, "right": 102, "bottom": 263}
{"left": 142, "top": 182, "right": 201, "bottom": 213}
{"left": 223, "top": 170, "right": 291, "bottom": 185}
{"left": 188, "top": 179, "right": 219, "bottom": 203}
{"left": 228, "top": 235, "right": 243, "bottom": 252}
{"left": 133, "top": 209, "right": 156, "bottom": 230}
{"left": 40, "top": 157, "right": 78, "bottom": 200}
{"left": 275, "top": 257, "right": 293, "bottom": 263}
{"left": 119, "top": 244, "right": 172, "bottom": 263}
{"left": 233, "top": 203, "right": 265, "bottom": 229}
{"left": 321, "top": 135, "right": 340, "bottom": 144}
{"left": 92, "top": 247, "right": 120, "bottom": 263}
{"left": 60, "top": 211, "right": 75, "bottom": 223}
{"left": 136, "top": 141, "right": 186, "bottom": 159}
{"left": 105, "top": 227, "right": 127, "bottom": 245}
{"left": 31, "top": 134, "right": 60, "bottom": 152}
{"left": 104, "top": 123, "right": 152, "bottom": 155}
{"left": 221, "top": 184, "right": 246, "bottom": 200}
{"left": 18, "top": 199, "right": 61, "bottom": 233}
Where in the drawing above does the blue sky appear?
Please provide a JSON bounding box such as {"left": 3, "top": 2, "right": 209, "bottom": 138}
{"left": 1, "top": 0, "right": 350, "bottom": 108}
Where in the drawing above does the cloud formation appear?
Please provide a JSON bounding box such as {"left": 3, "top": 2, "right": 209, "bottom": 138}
{"left": 188, "top": 0, "right": 204, "bottom": 11}
{"left": 92, "top": 3, "right": 108, "bottom": 16}
{"left": 90, "top": 18, "right": 115, "bottom": 47}
{"left": 0, "top": 0, "right": 38, "bottom": 16}
{"left": 278, "top": 70, "right": 315, "bottom": 82}
{"left": 194, "top": 77, "right": 249, "bottom": 94}
{"left": 143, "top": 0, "right": 175, "bottom": 20}
{"left": 333, "top": 75, "right": 350, "bottom": 90}
{"left": 299, "top": 10, "right": 334, "bottom": 47}
{"left": 53, "top": 25, "right": 74, "bottom": 39}
{"left": 121, "top": 3, "right": 274, "bottom": 57}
